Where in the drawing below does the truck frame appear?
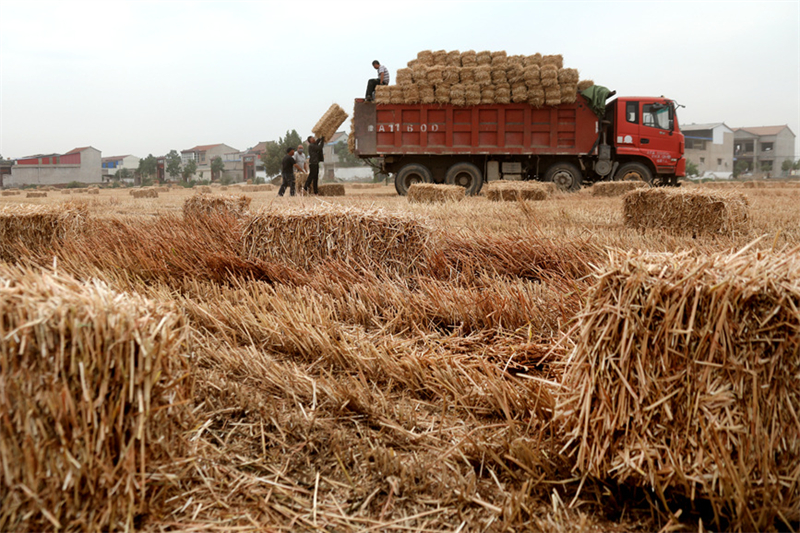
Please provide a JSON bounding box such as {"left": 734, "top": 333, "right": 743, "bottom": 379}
{"left": 351, "top": 91, "right": 685, "bottom": 194}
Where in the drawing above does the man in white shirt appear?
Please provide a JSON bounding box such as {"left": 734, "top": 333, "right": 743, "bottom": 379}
{"left": 365, "top": 60, "right": 389, "bottom": 102}
{"left": 293, "top": 144, "right": 309, "bottom": 192}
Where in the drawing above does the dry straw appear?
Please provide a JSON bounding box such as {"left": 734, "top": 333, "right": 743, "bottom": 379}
{"left": 1, "top": 190, "right": 20, "bottom": 196}
{"left": 590, "top": 180, "right": 648, "bottom": 197}
{"left": 623, "top": 187, "right": 750, "bottom": 236}
{"left": 26, "top": 192, "right": 47, "bottom": 198}
{"left": 312, "top": 103, "right": 348, "bottom": 142}
{"left": 0, "top": 267, "right": 192, "bottom": 532}
{"left": 555, "top": 248, "right": 800, "bottom": 531}
{"left": 407, "top": 183, "right": 466, "bottom": 203}
{"left": 131, "top": 188, "right": 158, "bottom": 198}
{"left": 577, "top": 79, "right": 595, "bottom": 91}
{"left": 485, "top": 180, "right": 552, "bottom": 201}
{"left": 0, "top": 202, "right": 88, "bottom": 262}
{"left": 182, "top": 193, "right": 252, "bottom": 222}
{"left": 317, "top": 183, "right": 345, "bottom": 196}
{"left": 241, "top": 204, "right": 431, "bottom": 275}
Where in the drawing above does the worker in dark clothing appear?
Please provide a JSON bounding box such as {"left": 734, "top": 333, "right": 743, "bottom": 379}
{"left": 278, "top": 147, "right": 303, "bottom": 197}
{"left": 304, "top": 135, "right": 325, "bottom": 195}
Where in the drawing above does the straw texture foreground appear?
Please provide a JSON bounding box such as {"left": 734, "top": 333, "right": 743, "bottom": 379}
{"left": 0, "top": 202, "right": 88, "bottom": 262}
{"left": 556, "top": 249, "right": 800, "bottom": 531}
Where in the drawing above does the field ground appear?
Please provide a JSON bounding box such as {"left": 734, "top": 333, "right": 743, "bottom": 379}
{"left": 1, "top": 181, "right": 799, "bottom": 532}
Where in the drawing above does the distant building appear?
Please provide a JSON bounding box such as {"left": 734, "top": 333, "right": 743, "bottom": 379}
{"left": 102, "top": 154, "right": 140, "bottom": 181}
{"left": 681, "top": 123, "right": 735, "bottom": 179}
{"left": 733, "top": 125, "right": 796, "bottom": 177}
{"left": 8, "top": 147, "right": 102, "bottom": 187}
{"left": 181, "top": 143, "right": 239, "bottom": 180}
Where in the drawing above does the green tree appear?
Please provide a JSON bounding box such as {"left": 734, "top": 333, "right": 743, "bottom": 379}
{"left": 137, "top": 154, "right": 157, "bottom": 182}
{"left": 211, "top": 156, "right": 225, "bottom": 182}
{"left": 794, "top": 159, "right": 800, "bottom": 171}
{"left": 115, "top": 168, "right": 132, "bottom": 182}
{"left": 165, "top": 150, "right": 182, "bottom": 181}
{"left": 260, "top": 130, "right": 303, "bottom": 178}
{"left": 733, "top": 160, "right": 749, "bottom": 178}
{"left": 781, "top": 159, "right": 793, "bottom": 175}
{"left": 685, "top": 159, "right": 699, "bottom": 178}
{"left": 333, "top": 141, "right": 363, "bottom": 166}
{"left": 181, "top": 159, "right": 197, "bottom": 182}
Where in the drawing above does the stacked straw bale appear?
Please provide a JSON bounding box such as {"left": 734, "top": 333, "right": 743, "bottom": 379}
{"left": 407, "top": 183, "right": 465, "bottom": 203}
{"left": 317, "top": 183, "right": 346, "bottom": 196}
{"left": 623, "top": 187, "right": 749, "bottom": 236}
{"left": 0, "top": 202, "right": 88, "bottom": 262}
{"left": 590, "top": 180, "right": 648, "bottom": 197}
{"left": 387, "top": 50, "right": 592, "bottom": 107}
{"left": 182, "top": 193, "right": 252, "bottom": 222}
{"left": 0, "top": 267, "right": 193, "bottom": 531}
{"left": 484, "top": 180, "right": 553, "bottom": 201}
{"left": 242, "top": 204, "right": 431, "bottom": 274}
{"left": 131, "top": 188, "right": 159, "bottom": 198}
{"left": 312, "top": 103, "right": 349, "bottom": 142}
{"left": 555, "top": 249, "right": 800, "bottom": 531}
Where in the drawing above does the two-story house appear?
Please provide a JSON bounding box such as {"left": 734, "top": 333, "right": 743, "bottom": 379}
{"left": 101, "top": 154, "right": 140, "bottom": 182}
{"left": 681, "top": 123, "right": 735, "bottom": 179}
{"left": 181, "top": 143, "right": 239, "bottom": 180}
{"left": 733, "top": 125, "right": 796, "bottom": 177}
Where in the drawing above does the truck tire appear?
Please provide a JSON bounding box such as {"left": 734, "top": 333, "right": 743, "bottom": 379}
{"left": 445, "top": 162, "right": 483, "bottom": 196}
{"left": 395, "top": 163, "right": 433, "bottom": 196}
{"left": 544, "top": 162, "right": 582, "bottom": 191}
{"left": 616, "top": 162, "right": 653, "bottom": 185}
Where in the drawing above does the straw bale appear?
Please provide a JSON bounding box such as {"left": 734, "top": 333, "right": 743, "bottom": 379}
{"left": 459, "top": 66, "right": 476, "bottom": 84}
{"left": 432, "top": 49, "right": 447, "bottom": 65}
{"left": 577, "top": 79, "right": 595, "bottom": 91}
{"left": 425, "top": 64, "right": 444, "bottom": 85}
{"left": 0, "top": 202, "right": 88, "bottom": 262}
{"left": 312, "top": 103, "right": 348, "bottom": 142}
{"left": 446, "top": 50, "right": 461, "bottom": 66}
{"left": 480, "top": 87, "right": 496, "bottom": 104}
{"left": 1, "top": 190, "right": 20, "bottom": 196}
{"left": 495, "top": 83, "right": 511, "bottom": 104}
{"left": 182, "top": 193, "right": 252, "bottom": 222}
{"left": 465, "top": 83, "right": 482, "bottom": 105}
{"left": 198, "top": 185, "right": 213, "bottom": 194}
{"left": 411, "top": 64, "right": 428, "bottom": 83}
{"left": 507, "top": 55, "right": 525, "bottom": 69}
{"left": 490, "top": 50, "right": 507, "bottom": 68}
{"left": 220, "top": 186, "right": 229, "bottom": 191}
{"left": 419, "top": 82, "right": 435, "bottom": 104}
{"left": 402, "top": 83, "right": 420, "bottom": 104}
{"left": 26, "top": 191, "right": 47, "bottom": 198}
{"left": 460, "top": 49, "right": 477, "bottom": 66}
{"left": 389, "top": 84, "right": 405, "bottom": 105}
{"left": 485, "top": 180, "right": 551, "bottom": 201}
{"left": 416, "top": 49, "right": 433, "bottom": 65}
{"left": 524, "top": 53, "right": 543, "bottom": 67}
{"left": 622, "top": 187, "right": 750, "bottom": 236}
{"left": 556, "top": 249, "right": 800, "bottom": 531}
{"left": 435, "top": 84, "right": 451, "bottom": 105}
{"left": 540, "top": 65, "right": 558, "bottom": 87}
{"left": 527, "top": 86, "right": 545, "bottom": 107}
{"left": 396, "top": 67, "right": 413, "bottom": 85}
{"left": 474, "top": 65, "right": 492, "bottom": 86}
{"left": 541, "top": 54, "right": 563, "bottom": 68}
{"left": 590, "top": 180, "right": 648, "bottom": 197}
{"left": 131, "top": 188, "right": 159, "bottom": 198}
{"left": 476, "top": 50, "right": 492, "bottom": 65}
{"left": 0, "top": 267, "right": 192, "bottom": 532}
{"left": 449, "top": 83, "right": 466, "bottom": 106}
{"left": 87, "top": 187, "right": 100, "bottom": 194}
{"left": 441, "top": 66, "right": 459, "bottom": 85}
{"left": 559, "top": 83, "right": 577, "bottom": 104}
{"left": 317, "top": 183, "right": 346, "bottom": 196}
{"left": 511, "top": 83, "right": 528, "bottom": 103}
{"left": 406, "top": 58, "right": 418, "bottom": 69}
{"left": 506, "top": 65, "right": 524, "bottom": 85}
{"left": 491, "top": 68, "right": 508, "bottom": 84}
{"left": 544, "top": 86, "right": 561, "bottom": 106}
{"left": 557, "top": 67, "right": 579, "bottom": 84}
{"left": 374, "top": 84, "right": 391, "bottom": 104}
{"left": 242, "top": 204, "right": 431, "bottom": 274}
{"left": 407, "top": 183, "right": 465, "bottom": 203}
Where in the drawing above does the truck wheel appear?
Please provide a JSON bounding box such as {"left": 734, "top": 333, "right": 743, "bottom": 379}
{"left": 395, "top": 163, "right": 433, "bottom": 195}
{"left": 616, "top": 162, "right": 653, "bottom": 185}
{"left": 544, "top": 162, "right": 582, "bottom": 191}
{"left": 445, "top": 162, "right": 483, "bottom": 196}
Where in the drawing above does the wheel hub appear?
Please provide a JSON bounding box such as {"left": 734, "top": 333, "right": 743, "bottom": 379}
{"left": 552, "top": 170, "right": 574, "bottom": 189}
{"left": 455, "top": 172, "right": 471, "bottom": 187}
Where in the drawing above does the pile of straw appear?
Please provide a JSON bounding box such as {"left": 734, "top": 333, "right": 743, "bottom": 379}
{"left": 590, "top": 180, "right": 648, "bottom": 197}
{"left": 484, "top": 180, "right": 552, "bottom": 201}
{"left": 555, "top": 249, "right": 800, "bottom": 531}
{"left": 312, "top": 103, "right": 349, "bottom": 142}
{"left": 407, "top": 183, "right": 465, "bottom": 203}
{"left": 0, "top": 267, "right": 193, "bottom": 531}
{"left": 317, "top": 183, "right": 345, "bottom": 196}
{"left": 242, "top": 204, "right": 432, "bottom": 274}
{"left": 391, "top": 50, "right": 590, "bottom": 107}
{"left": 0, "top": 202, "right": 88, "bottom": 262}
{"left": 623, "top": 187, "right": 749, "bottom": 236}
{"left": 131, "top": 188, "right": 159, "bottom": 198}
{"left": 26, "top": 191, "right": 47, "bottom": 198}
{"left": 182, "top": 193, "right": 252, "bottom": 222}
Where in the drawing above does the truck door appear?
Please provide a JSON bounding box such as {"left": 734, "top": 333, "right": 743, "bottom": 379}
{"left": 615, "top": 99, "right": 679, "bottom": 173}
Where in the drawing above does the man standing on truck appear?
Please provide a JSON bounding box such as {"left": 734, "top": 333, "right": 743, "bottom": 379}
{"left": 278, "top": 147, "right": 303, "bottom": 197}
{"left": 304, "top": 135, "right": 324, "bottom": 195}
{"left": 365, "top": 60, "right": 389, "bottom": 102}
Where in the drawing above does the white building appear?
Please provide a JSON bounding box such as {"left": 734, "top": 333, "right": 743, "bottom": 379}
{"left": 681, "top": 123, "right": 734, "bottom": 179}
{"left": 8, "top": 146, "right": 102, "bottom": 187}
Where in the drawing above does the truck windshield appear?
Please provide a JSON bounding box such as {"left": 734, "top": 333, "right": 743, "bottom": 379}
{"left": 642, "top": 103, "right": 673, "bottom": 131}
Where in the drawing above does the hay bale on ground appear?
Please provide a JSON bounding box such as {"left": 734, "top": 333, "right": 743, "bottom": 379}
{"left": 131, "top": 188, "right": 159, "bottom": 199}
{"left": 555, "top": 249, "right": 800, "bottom": 532}
{"left": 623, "top": 187, "right": 749, "bottom": 236}
{"left": 485, "top": 181, "right": 551, "bottom": 201}
{"left": 198, "top": 185, "right": 213, "bottom": 194}
{"left": 312, "top": 103, "right": 348, "bottom": 142}
{"left": 0, "top": 202, "right": 88, "bottom": 262}
{"left": 407, "top": 183, "right": 465, "bottom": 203}
{"left": 1, "top": 190, "right": 20, "bottom": 196}
{"left": 242, "top": 204, "right": 432, "bottom": 274}
{"left": 60, "top": 189, "right": 72, "bottom": 194}
{"left": 0, "top": 267, "right": 192, "bottom": 532}
{"left": 591, "top": 180, "right": 648, "bottom": 197}
{"left": 26, "top": 192, "right": 47, "bottom": 198}
{"left": 317, "top": 183, "right": 345, "bottom": 197}
{"left": 87, "top": 188, "right": 100, "bottom": 195}
{"left": 182, "top": 193, "right": 252, "bottom": 222}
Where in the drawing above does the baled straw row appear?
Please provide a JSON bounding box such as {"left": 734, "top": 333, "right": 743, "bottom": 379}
{"left": 623, "top": 187, "right": 749, "bottom": 236}
{"left": 0, "top": 202, "right": 88, "bottom": 262}
{"left": 0, "top": 267, "right": 193, "bottom": 532}
{"left": 590, "top": 180, "right": 648, "bottom": 197}
{"left": 312, "top": 103, "right": 349, "bottom": 142}
{"left": 407, "top": 183, "right": 465, "bottom": 203}
{"left": 242, "top": 204, "right": 431, "bottom": 275}
{"left": 1, "top": 190, "right": 20, "bottom": 196}
{"left": 182, "top": 193, "right": 252, "bottom": 223}
{"left": 484, "top": 180, "right": 554, "bottom": 201}
{"left": 555, "top": 249, "right": 800, "bottom": 531}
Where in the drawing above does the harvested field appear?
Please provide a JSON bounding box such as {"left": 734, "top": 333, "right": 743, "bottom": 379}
{"left": 1, "top": 181, "right": 799, "bottom": 532}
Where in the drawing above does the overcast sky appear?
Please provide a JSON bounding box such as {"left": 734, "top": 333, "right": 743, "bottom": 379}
{"left": 1, "top": 0, "right": 798, "bottom": 159}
